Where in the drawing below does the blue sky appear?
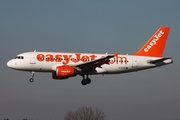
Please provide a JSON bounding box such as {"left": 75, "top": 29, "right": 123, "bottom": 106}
{"left": 1, "top": 0, "right": 180, "bottom": 120}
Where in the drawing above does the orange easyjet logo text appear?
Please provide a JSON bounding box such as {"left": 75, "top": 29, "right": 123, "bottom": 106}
{"left": 36, "top": 54, "right": 128, "bottom": 65}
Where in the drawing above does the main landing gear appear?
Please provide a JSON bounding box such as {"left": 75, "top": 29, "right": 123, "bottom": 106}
{"left": 29, "top": 71, "right": 35, "bottom": 83}
{"left": 81, "top": 75, "right": 91, "bottom": 85}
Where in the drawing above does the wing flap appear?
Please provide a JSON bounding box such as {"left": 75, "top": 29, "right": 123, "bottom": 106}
{"left": 76, "top": 54, "right": 114, "bottom": 68}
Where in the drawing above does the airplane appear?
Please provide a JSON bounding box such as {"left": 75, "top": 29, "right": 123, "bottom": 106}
{"left": 7, "top": 27, "right": 173, "bottom": 85}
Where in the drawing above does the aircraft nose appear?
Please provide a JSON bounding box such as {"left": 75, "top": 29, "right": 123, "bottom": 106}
{"left": 7, "top": 60, "right": 14, "bottom": 68}
{"left": 7, "top": 60, "right": 11, "bottom": 67}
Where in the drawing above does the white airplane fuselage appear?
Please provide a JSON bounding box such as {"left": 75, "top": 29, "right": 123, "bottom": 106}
{"left": 7, "top": 27, "right": 173, "bottom": 85}
{"left": 7, "top": 52, "right": 172, "bottom": 74}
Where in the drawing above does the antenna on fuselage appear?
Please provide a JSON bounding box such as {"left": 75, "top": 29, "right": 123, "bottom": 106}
{"left": 34, "top": 49, "right": 36, "bottom": 52}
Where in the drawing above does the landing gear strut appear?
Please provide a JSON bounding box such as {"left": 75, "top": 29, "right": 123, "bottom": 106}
{"left": 81, "top": 75, "right": 91, "bottom": 85}
{"left": 29, "top": 71, "right": 35, "bottom": 83}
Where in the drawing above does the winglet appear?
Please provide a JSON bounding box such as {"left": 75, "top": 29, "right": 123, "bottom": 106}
{"left": 114, "top": 52, "right": 120, "bottom": 56}
{"left": 133, "top": 27, "right": 170, "bottom": 58}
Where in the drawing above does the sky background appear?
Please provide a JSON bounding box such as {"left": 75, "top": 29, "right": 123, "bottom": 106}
{"left": 1, "top": 0, "right": 180, "bottom": 120}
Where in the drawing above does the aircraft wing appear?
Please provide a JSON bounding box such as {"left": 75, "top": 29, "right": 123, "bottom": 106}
{"left": 75, "top": 54, "right": 116, "bottom": 72}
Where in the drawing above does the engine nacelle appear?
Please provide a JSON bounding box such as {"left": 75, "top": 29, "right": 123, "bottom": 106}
{"left": 52, "top": 66, "right": 77, "bottom": 80}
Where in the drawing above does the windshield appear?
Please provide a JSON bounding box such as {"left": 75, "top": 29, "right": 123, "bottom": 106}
{"left": 15, "top": 56, "right": 24, "bottom": 59}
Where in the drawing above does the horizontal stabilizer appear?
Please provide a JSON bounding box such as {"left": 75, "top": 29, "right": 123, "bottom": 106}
{"left": 148, "top": 57, "right": 173, "bottom": 64}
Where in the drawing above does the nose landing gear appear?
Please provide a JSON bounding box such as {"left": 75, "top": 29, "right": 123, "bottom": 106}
{"left": 29, "top": 71, "right": 35, "bottom": 83}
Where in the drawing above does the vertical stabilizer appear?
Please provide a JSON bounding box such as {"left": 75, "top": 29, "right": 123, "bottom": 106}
{"left": 134, "top": 27, "right": 170, "bottom": 57}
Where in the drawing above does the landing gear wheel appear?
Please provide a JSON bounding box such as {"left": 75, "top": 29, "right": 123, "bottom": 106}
{"left": 29, "top": 71, "right": 35, "bottom": 83}
{"left": 86, "top": 78, "right": 91, "bottom": 84}
{"left": 81, "top": 79, "right": 87, "bottom": 85}
{"left": 80, "top": 74, "right": 91, "bottom": 85}
{"left": 29, "top": 78, "right": 34, "bottom": 83}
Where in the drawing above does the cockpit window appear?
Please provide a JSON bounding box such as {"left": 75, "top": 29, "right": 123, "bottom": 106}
{"left": 15, "top": 56, "right": 24, "bottom": 59}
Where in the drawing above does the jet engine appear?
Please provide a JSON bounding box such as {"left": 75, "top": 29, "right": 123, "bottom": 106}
{"left": 52, "top": 66, "right": 78, "bottom": 80}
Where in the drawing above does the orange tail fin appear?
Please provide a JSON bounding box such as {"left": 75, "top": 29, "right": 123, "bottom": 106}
{"left": 134, "top": 27, "right": 170, "bottom": 58}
